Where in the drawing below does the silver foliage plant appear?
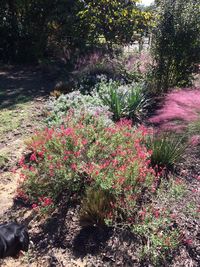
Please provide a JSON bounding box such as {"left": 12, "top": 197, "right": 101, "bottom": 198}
{"left": 46, "top": 76, "right": 148, "bottom": 126}
{"left": 45, "top": 89, "right": 113, "bottom": 127}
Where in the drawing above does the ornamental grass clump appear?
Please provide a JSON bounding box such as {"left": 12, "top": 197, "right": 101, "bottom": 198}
{"left": 146, "top": 133, "right": 187, "bottom": 174}
{"left": 79, "top": 187, "right": 113, "bottom": 227}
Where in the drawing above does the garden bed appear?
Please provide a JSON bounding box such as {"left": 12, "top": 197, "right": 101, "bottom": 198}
{"left": 0, "top": 64, "right": 200, "bottom": 267}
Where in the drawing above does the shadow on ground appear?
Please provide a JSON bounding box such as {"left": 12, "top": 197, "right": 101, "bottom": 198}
{"left": 2, "top": 196, "right": 199, "bottom": 267}
{"left": 0, "top": 64, "right": 62, "bottom": 109}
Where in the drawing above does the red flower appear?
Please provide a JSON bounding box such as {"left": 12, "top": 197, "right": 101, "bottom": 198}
{"left": 42, "top": 197, "right": 53, "bottom": 207}
{"left": 64, "top": 128, "right": 73, "bottom": 136}
{"left": 29, "top": 166, "right": 35, "bottom": 172}
{"left": 47, "top": 155, "right": 52, "bottom": 160}
{"left": 82, "top": 139, "right": 88, "bottom": 145}
{"left": 139, "top": 208, "right": 146, "bottom": 221}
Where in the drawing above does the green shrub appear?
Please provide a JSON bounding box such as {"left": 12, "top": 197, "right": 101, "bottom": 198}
{"left": 46, "top": 79, "right": 149, "bottom": 126}
{"left": 18, "top": 112, "right": 182, "bottom": 264}
{"left": 45, "top": 90, "right": 113, "bottom": 127}
{"left": 150, "top": 0, "right": 200, "bottom": 93}
{"left": 133, "top": 205, "right": 180, "bottom": 265}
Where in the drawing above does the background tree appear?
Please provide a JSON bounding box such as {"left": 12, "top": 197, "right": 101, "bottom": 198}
{"left": 0, "top": 0, "right": 152, "bottom": 63}
{"left": 151, "top": 0, "right": 200, "bottom": 92}
{"left": 78, "top": 0, "right": 152, "bottom": 48}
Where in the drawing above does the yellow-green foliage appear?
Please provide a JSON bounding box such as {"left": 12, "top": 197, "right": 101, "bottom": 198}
{"left": 80, "top": 188, "right": 113, "bottom": 227}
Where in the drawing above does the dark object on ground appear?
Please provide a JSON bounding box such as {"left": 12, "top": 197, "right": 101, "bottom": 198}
{"left": 0, "top": 222, "right": 29, "bottom": 259}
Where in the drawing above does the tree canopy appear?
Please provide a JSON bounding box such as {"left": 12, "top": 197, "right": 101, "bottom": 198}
{"left": 0, "top": 0, "right": 152, "bottom": 63}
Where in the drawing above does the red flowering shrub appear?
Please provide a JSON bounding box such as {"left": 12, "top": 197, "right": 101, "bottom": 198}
{"left": 17, "top": 111, "right": 183, "bottom": 263}
{"left": 19, "top": 111, "right": 156, "bottom": 223}
{"left": 81, "top": 120, "right": 156, "bottom": 222}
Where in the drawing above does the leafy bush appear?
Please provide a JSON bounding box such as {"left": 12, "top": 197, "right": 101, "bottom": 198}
{"left": 46, "top": 79, "right": 149, "bottom": 125}
{"left": 150, "top": 0, "right": 200, "bottom": 93}
{"left": 133, "top": 205, "right": 180, "bottom": 265}
{"left": 45, "top": 91, "right": 113, "bottom": 127}
{"left": 132, "top": 176, "right": 188, "bottom": 264}
{"left": 81, "top": 120, "right": 155, "bottom": 222}
{"left": 19, "top": 112, "right": 106, "bottom": 204}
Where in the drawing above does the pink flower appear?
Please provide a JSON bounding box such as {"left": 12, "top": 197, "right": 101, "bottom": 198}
{"left": 189, "top": 135, "right": 200, "bottom": 146}
{"left": 19, "top": 156, "right": 25, "bottom": 166}
{"left": 153, "top": 209, "right": 160, "bottom": 218}
{"left": 71, "top": 163, "right": 77, "bottom": 171}
{"left": 64, "top": 128, "right": 73, "bottom": 136}
{"left": 192, "top": 189, "right": 198, "bottom": 193}
{"left": 183, "top": 239, "right": 193, "bottom": 245}
{"left": 195, "top": 175, "right": 200, "bottom": 181}
{"left": 11, "top": 167, "right": 18, "bottom": 173}
{"left": 170, "top": 213, "right": 177, "bottom": 219}
{"left": 149, "top": 88, "right": 200, "bottom": 132}
{"left": 32, "top": 203, "right": 38, "bottom": 209}
{"left": 30, "top": 153, "right": 37, "bottom": 161}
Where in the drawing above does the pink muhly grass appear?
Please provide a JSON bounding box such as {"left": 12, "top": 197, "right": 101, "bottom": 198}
{"left": 125, "top": 51, "right": 152, "bottom": 74}
{"left": 149, "top": 88, "right": 200, "bottom": 131}
{"left": 189, "top": 135, "right": 200, "bottom": 146}
{"left": 74, "top": 51, "right": 104, "bottom": 70}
